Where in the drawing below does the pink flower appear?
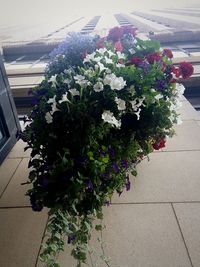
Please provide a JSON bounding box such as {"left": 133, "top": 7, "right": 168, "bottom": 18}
{"left": 96, "top": 37, "right": 106, "bottom": 49}
{"left": 146, "top": 52, "right": 162, "bottom": 64}
{"left": 179, "top": 61, "right": 194, "bottom": 80}
{"left": 115, "top": 41, "right": 123, "bottom": 52}
{"left": 163, "top": 49, "right": 173, "bottom": 59}
{"left": 122, "top": 26, "right": 137, "bottom": 36}
{"left": 107, "top": 27, "right": 124, "bottom": 42}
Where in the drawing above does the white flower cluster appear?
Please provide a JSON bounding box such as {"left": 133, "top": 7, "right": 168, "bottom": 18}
{"left": 103, "top": 73, "right": 126, "bottom": 90}
{"left": 130, "top": 97, "right": 145, "bottom": 120}
{"left": 168, "top": 83, "right": 185, "bottom": 125}
{"left": 102, "top": 110, "right": 121, "bottom": 129}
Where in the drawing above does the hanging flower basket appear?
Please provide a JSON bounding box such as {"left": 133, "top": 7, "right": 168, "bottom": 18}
{"left": 20, "top": 26, "right": 193, "bottom": 267}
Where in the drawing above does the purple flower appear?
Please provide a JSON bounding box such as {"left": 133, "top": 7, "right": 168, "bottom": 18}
{"left": 87, "top": 180, "right": 94, "bottom": 190}
{"left": 99, "top": 148, "right": 106, "bottom": 157}
{"left": 122, "top": 159, "right": 129, "bottom": 169}
{"left": 30, "top": 193, "right": 43, "bottom": 212}
{"left": 76, "top": 155, "right": 88, "bottom": 166}
{"left": 157, "top": 80, "right": 167, "bottom": 90}
{"left": 67, "top": 234, "right": 76, "bottom": 244}
{"left": 126, "top": 175, "right": 131, "bottom": 191}
{"left": 138, "top": 61, "right": 150, "bottom": 74}
{"left": 112, "top": 162, "right": 120, "bottom": 173}
{"left": 105, "top": 200, "right": 111, "bottom": 206}
{"left": 108, "top": 146, "right": 115, "bottom": 158}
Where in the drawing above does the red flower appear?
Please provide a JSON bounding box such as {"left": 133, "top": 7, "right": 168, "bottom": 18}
{"left": 107, "top": 26, "right": 124, "bottom": 42}
{"left": 96, "top": 37, "right": 106, "bottom": 49}
{"left": 153, "top": 138, "right": 166, "bottom": 150}
{"left": 163, "top": 49, "right": 173, "bottom": 59}
{"left": 115, "top": 40, "right": 123, "bottom": 52}
{"left": 122, "top": 26, "right": 137, "bottom": 36}
{"left": 179, "top": 61, "right": 194, "bottom": 80}
{"left": 171, "top": 66, "right": 181, "bottom": 78}
{"left": 161, "top": 63, "right": 167, "bottom": 71}
{"left": 130, "top": 56, "right": 143, "bottom": 66}
{"left": 146, "top": 52, "right": 162, "bottom": 64}
{"left": 119, "top": 59, "right": 125, "bottom": 64}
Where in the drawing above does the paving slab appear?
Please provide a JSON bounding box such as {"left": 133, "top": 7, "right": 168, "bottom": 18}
{"left": 0, "top": 158, "right": 21, "bottom": 196}
{"left": 173, "top": 203, "right": 200, "bottom": 267}
{"left": 8, "top": 139, "right": 31, "bottom": 158}
{"left": 163, "top": 120, "right": 200, "bottom": 151}
{"left": 112, "top": 151, "right": 200, "bottom": 203}
{"left": 179, "top": 101, "right": 200, "bottom": 121}
{"left": 0, "top": 158, "right": 30, "bottom": 207}
{"left": 0, "top": 208, "right": 48, "bottom": 267}
{"left": 37, "top": 204, "right": 191, "bottom": 267}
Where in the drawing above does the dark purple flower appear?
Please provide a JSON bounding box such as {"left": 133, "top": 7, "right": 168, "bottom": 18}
{"left": 32, "top": 97, "right": 39, "bottom": 105}
{"left": 117, "top": 190, "right": 123, "bottom": 196}
{"left": 30, "top": 194, "right": 43, "bottom": 212}
{"left": 122, "top": 159, "right": 129, "bottom": 169}
{"left": 108, "top": 146, "right": 115, "bottom": 158}
{"left": 157, "top": 80, "right": 167, "bottom": 90}
{"left": 112, "top": 162, "right": 120, "bottom": 173}
{"left": 76, "top": 155, "right": 89, "bottom": 166}
{"left": 87, "top": 180, "right": 94, "bottom": 190}
{"left": 99, "top": 148, "right": 106, "bottom": 157}
{"left": 67, "top": 234, "right": 76, "bottom": 244}
{"left": 126, "top": 175, "right": 131, "bottom": 191}
{"left": 105, "top": 200, "right": 111, "bottom": 206}
{"left": 138, "top": 61, "right": 150, "bottom": 74}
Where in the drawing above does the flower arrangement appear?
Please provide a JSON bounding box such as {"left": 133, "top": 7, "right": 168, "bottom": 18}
{"left": 21, "top": 26, "right": 193, "bottom": 267}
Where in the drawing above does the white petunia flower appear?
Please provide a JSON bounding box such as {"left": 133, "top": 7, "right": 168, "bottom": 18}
{"left": 135, "top": 108, "right": 141, "bottom": 120}
{"left": 102, "top": 110, "right": 121, "bottom": 129}
{"left": 74, "top": 75, "right": 85, "bottom": 81}
{"left": 130, "top": 97, "right": 145, "bottom": 115}
{"left": 110, "top": 76, "right": 126, "bottom": 90}
{"left": 103, "top": 73, "right": 116, "bottom": 86}
{"left": 59, "top": 93, "right": 70, "bottom": 104}
{"left": 116, "top": 63, "right": 125, "bottom": 68}
{"left": 107, "top": 50, "right": 115, "bottom": 57}
{"left": 74, "top": 75, "right": 89, "bottom": 87}
{"left": 68, "top": 88, "right": 80, "bottom": 96}
{"left": 97, "top": 48, "right": 107, "bottom": 54}
{"left": 95, "top": 62, "right": 108, "bottom": 72}
{"left": 48, "top": 75, "right": 57, "bottom": 86}
{"left": 47, "top": 95, "right": 56, "bottom": 105}
{"left": 63, "top": 78, "right": 71, "bottom": 84}
{"left": 155, "top": 94, "right": 163, "bottom": 101}
{"left": 83, "top": 52, "right": 95, "bottom": 63}
{"left": 115, "top": 97, "right": 126, "bottom": 111}
{"left": 45, "top": 112, "right": 53, "bottom": 124}
{"left": 94, "top": 81, "right": 104, "bottom": 92}
{"left": 116, "top": 51, "right": 125, "bottom": 59}
{"left": 104, "top": 56, "right": 113, "bottom": 64}
{"left": 175, "top": 83, "right": 185, "bottom": 96}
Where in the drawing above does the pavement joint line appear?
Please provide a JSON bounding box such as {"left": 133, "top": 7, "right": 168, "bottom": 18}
{"left": 2, "top": 201, "right": 200, "bottom": 209}
{"left": 171, "top": 203, "right": 194, "bottom": 267}
{"left": 8, "top": 156, "right": 30, "bottom": 159}
{"left": 111, "top": 201, "right": 200, "bottom": 205}
{"left": 35, "top": 214, "right": 49, "bottom": 267}
{"left": 0, "top": 206, "right": 32, "bottom": 209}
{"left": 0, "top": 158, "right": 23, "bottom": 200}
{"left": 162, "top": 149, "right": 200, "bottom": 152}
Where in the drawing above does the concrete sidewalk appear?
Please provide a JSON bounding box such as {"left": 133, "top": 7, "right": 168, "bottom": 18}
{"left": 0, "top": 97, "right": 200, "bottom": 267}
